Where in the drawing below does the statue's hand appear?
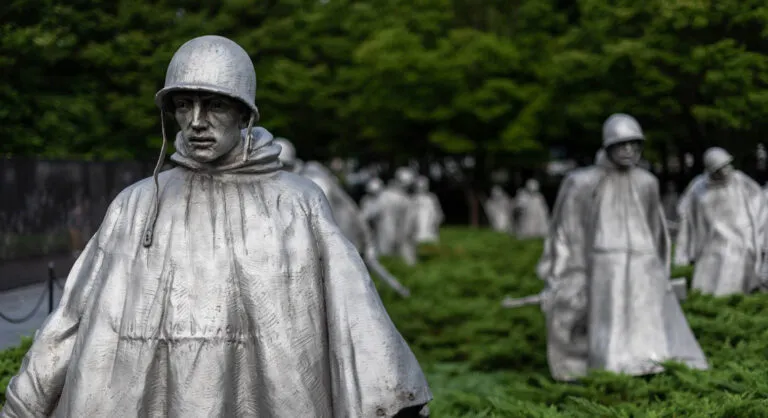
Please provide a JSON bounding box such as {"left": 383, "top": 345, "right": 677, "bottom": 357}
{"left": 540, "top": 283, "right": 557, "bottom": 313}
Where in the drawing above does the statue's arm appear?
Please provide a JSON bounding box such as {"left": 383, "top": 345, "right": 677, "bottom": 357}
{"left": 644, "top": 177, "right": 670, "bottom": 265}
{"left": 536, "top": 175, "right": 578, "bottom": 283}
{"left": 308, "top": 188, "right": 432, "bottom": 416}
{"left": 2, "top": 197, "right": 123, "bottom": 417}
{"left": 2, "top": 244, "right": 101, "bottom": 416}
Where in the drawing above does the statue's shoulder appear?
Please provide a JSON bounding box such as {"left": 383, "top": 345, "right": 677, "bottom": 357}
{"left": 303, "top": 160, "right": 331, "bottom": 173}
{"left": 564, "top": 166, "right": 601, "bottom": 189}
{"left": 273, "top": 170, "right": 328, "bottom": 204}
{"left": 735, "top": 170, "right": 761, "bottom": 191}
{"left": 630, "top": 167, "right": 659, "bottom": 187}
{"left": 112, "top": 168, "right": 180, "bottom": 202}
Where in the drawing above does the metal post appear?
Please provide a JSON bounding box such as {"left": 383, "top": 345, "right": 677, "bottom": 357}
{"left": 47, "top": 262, "right": 55, "bottom": 314}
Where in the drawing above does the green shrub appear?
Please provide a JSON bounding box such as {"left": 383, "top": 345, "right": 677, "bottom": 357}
{"left": 2, "top": 227, "right": 767, "bottom": 417}
{"left": 0, "top": 337, "right": 32, "bottom": 402}
{"left": 0, "top": 232, "right": 71, "bottom": 260}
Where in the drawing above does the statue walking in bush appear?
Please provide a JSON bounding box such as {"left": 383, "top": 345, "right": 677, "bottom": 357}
{"left": 535, "top": 113, "right": 709, "bottom": 381}
{"left": 1, "top": 35, "right": 431, "bottom": 418}
{"left": 363, "top": 167, "right": 420, "bottom": 266}
{"left": 512, "top": 179, "right": 549, "bottom": 239}
{"left": 674, "top": 147, "right": 768, "bottom": 296}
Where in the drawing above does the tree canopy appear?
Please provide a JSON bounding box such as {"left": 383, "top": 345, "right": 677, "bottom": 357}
{"left": 2, "top": 0, "right": 767, "bottom": 174}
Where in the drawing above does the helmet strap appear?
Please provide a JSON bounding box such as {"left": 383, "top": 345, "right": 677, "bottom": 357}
{"left": 242, "top": 111, "right": 256, "bottom": 162}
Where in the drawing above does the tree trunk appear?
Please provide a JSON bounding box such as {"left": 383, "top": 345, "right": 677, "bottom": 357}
{"left": 464, "top": 186, "right": 480, "bottom": 227}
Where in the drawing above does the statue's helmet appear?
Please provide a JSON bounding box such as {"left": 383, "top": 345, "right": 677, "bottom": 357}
{"left": 366, "top": 177, "right": 384, "bottom": 194}
{"left": 602, "top": 113, "right": 645, "bottom": 147}
{"left": 525, "top": 178, "right": 539, "bottom": 192}
{"left": 155, "top": 35, "right": 259, "bottom": 119}
{"left": 394, "top": 167, "right": 416, "bottom": 186}
{"left": 703, "top": 147, "right": 733, "bottom": 174}
{"left": 274, "top": 137, "right": 296, "bottom": 166}
{"left": 415, "top": 175, "right": 430, "bottom": 191}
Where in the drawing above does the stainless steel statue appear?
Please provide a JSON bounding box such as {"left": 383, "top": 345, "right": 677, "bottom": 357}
{"left": 365, "top": 168, "right": 419, "bottom": 266}
{"left": 361, "top": 177, "right": 385, "bottom": 221}
{"left": 1, "top": 35, "right": 431, "bottom": 418}
{"left": 411, "top": 175, "right": 444, "bottom": 243}
{"left": 517, "top": 114, "right": 708, "bottom": 381}
{"left": 662, "top": 181, "right": 681, "bottom": 235}
{"left": 484, "top": 185, "right": 513, "bottom": 233}
{"left": 513, "top": 179, "right": 549, "bottom": 239}
{"left": 674, "top": 147, "right": 767, "bottom": 296}
{"left": 274, "top": 137, "right": 411, "bottom": 297}
{"left": 662, "top": 181, "right": 679, "bottom": 222}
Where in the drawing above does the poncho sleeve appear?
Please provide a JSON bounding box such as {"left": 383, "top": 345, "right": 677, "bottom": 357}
{"left": 674, "top": 183, "right": 704, "bottom": 266}
{"left": 2, "top": 195, "right": 125, "bottom": 418}
{"left": 536, "top": 174, "right": 581, "bottom": 284}
{"left": 307, "top": 188, "right": 432, "bottom": 418}
{"left": 642, "top": 175, "right": 671, "bottom": 269}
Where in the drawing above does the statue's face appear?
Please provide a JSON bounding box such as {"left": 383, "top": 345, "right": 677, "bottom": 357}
{"left": 710, "top": 164, "right": 734, "bottom": 181}
{"left": 606, "top": 140, "right": 643, "bottom": 168}
{"left": 172, "top": 92, "right": 246, "bottom": 163}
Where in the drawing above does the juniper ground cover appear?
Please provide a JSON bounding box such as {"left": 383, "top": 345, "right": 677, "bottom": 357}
{"left": 2, "top": 227, "right": 768, "bottom": 417}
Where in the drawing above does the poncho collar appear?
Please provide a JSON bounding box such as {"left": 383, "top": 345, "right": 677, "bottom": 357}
{"left": 170, "top": 126, "right": 284, "bottom": 174}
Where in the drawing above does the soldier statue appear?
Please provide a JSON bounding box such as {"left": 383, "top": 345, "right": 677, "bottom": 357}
{"left": 1, "top": 35, "right": 430, "bottom": 418}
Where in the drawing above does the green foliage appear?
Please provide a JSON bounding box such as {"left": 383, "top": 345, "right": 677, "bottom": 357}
{"left": 9, "top": 0, "right": 767, "bottom": 171}
{"left": 0, "top": 337, "right": 31, "bottom": 401}
{"left": 0, "top": 231, "right": 70, "bottom": 260}
{"left": 4, "top": 228, "right": 768, "bottom": 416}
{"left": 375, "top": 228, "right": 768, "bottom": 416}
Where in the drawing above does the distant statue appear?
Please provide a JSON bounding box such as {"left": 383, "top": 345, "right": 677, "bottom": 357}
{"left": 275, "top": 137, "right": 411, "bottom": 297}
{"left": 361, "top": 177, "right": 384, "bottom": 222}
{"left": 484, "top": 185, "right": 513, "bottom": 233}
{"left": 662, "top": 181, "right": 679, "bottom": 222}
{"left": 513, "top": 179, "right": 549, "bottom": 239}
{"left": 674, "top": 147, "right": 767, "bottom": 296}
{"left": 411, "top": 176, "right": 444, "bottom": 243}
{"left": 366, "top": 168, "right": 419, "bottom": 266}
{"left": 1, "top": 35, "right": 431, "bottom": 418}
{"left": 531, "top": 113, "right": 708, "bottom": 381}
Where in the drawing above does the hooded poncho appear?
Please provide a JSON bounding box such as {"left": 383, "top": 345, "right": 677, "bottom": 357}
{"left": 538, "top": 157, "right": 708, "bottom": 381}
{"left": 675, "top": 170, "right": 767, "bottom": 295}
{"left": 1, "top": 127, "right": 431, "bottom": 418}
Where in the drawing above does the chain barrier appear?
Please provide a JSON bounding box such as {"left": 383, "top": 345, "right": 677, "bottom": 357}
{"left": 0, "top": 262, "right": 59, "bottom": 324}
{"left": 0, "top": 284, "right": 48, "bottom": 324}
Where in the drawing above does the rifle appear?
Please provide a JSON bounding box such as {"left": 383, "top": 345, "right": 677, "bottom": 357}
{"left": 364, "top": 253, "right": 411, "bottom": 298}
{"left": 501, "top": 277, "right": 689, "bottom": 309}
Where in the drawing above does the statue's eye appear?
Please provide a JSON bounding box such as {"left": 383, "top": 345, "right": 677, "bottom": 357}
{"left": 210, "top": 99, "right": 229, "bottom": 111}
{"left": 174, "top": 99, "right": 191, "bottom": 110}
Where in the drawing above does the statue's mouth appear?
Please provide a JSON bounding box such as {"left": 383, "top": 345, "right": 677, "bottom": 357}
{"left": 188, "top": 136, "right": 216, "bottom": 147}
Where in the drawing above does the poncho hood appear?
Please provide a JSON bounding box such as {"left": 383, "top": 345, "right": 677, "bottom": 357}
{"left": 170, "top": 126, "right": 283, "bottom": 174}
